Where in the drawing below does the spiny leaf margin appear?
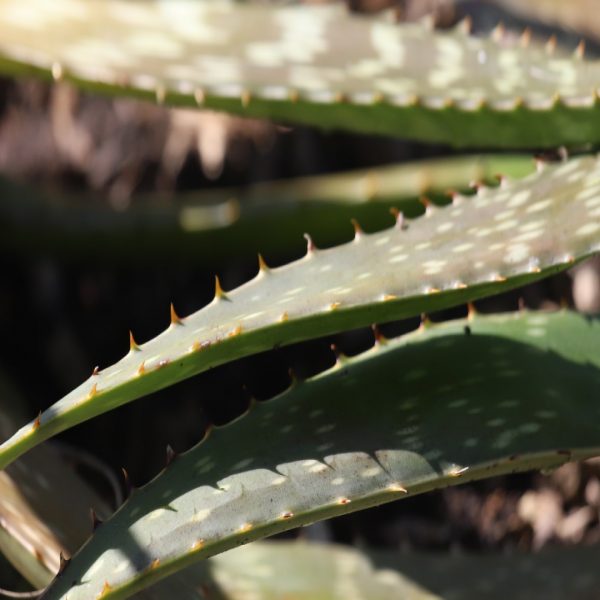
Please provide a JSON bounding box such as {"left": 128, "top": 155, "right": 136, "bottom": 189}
{"left": 42, "top": 310, "right": 600, "bottom": 599}
{"left": 2, "top": 154, "right": 600, "bottom": 471}
{"left": 1, "top": 0, "right": 600, "bottom": 147}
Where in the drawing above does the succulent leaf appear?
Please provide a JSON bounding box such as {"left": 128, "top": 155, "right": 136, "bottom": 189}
{"left": 1, "top": 0, "right": 600, "bottom": 147}
{"left": 143, "top": 539, "right": 600, "bottom": 600}
{"left": 2, "top": 154, "right": 600, "bottom": 471}
{"left": 42, "top": 311, "right": 600, "bottom": 599}
{"left": 0, "top": 154, "right": 534, "bottom": 262}
{"left": 0, "top": 374, "right": 112, "bottom": 587}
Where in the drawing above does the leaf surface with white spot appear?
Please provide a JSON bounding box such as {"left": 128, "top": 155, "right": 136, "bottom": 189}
{"left": 1, "top": 0, "right": 600, "bottom": 147}
{"left": 42, "top": 311, "right": 600, "bottom": 599}
{"left": 1, "top": 154, "right": 600, "bottom": 470}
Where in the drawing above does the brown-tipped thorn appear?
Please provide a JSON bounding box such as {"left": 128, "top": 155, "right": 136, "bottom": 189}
{"left": 90, "top": 508, "right": 103, "bottom": 532}
{"left": 214, "top": 275, "right": 229, "bottom": 301}
{"left": 458, "top": 15, "right": 472, "bottom": 35}
{"left": 546, "top": 34, "right": 557, "bottom": 54}
{"left": 371, "top": 324, "right": 387, "bottom": 345}
{"left": 149, "top": 558, "right": 161, "bottom": 570}
{"left": 92, "top": 366, "right": 100, "bottom": 376}
{"left": 419, "top": 196, "right": 433, "bottom": 215}
{"left": 257, "top": 253, "right": 269, "bottom": 272}
{"left": 129, "top": 331, "right": 140, "bottom": 352}
{"left": 166, "top": 444, "right": 178, "bottom": 467}
{"left": 389, "top": 207, "right": 405, "bottom": 229}
{"left": 304, "top": 233, "right": 316, "bottom": 253}
{"left": 121, "top": 467, "right": 133, "bottom": 497}
{"left": 100, "top": 581, "right": 112, "bottom": 597}
{"left": 492, "top": 22, "right": 505, "bottom": 42}
{"left": 137, "top": 361, "right": 145, "bottom": 376}
{"left": 32, "top": 411, "right": 42, "bottom": 431}
{"left": 170, "top": 303, "right": 182, "bottom": 326}
{"left": 88, "top": 383, "right": 98, "bottom": 399}
{"left": 520, "top": 27, "right": 532, "bottom": 47}
{"left": 419, "top": 313, "right": 431, "bottom": 330}
{"left": 58, "top": 552, "right": 70, "bottom": 575}
{"left": 350, "top": 218, "right": 363, "bottom": 239}
{"left": 467, "top": 302, "right": 477, "bottom": 320}
{"left": 330, "top": 343, "right": 343, "bottom": 363}
{"left": 575, "top": 40, "right": 586, "bottom": 59}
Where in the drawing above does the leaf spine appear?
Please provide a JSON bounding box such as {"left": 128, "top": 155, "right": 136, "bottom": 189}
{"left": 129, "top": 331, "right": 140, "bottom": 352}
{"left": 214, "top": 275, "right": 228, "bottom": 301}
{"left": 170, "top": 303, "right": 183, "bottom": 326}
{"left": 257, "top": 253, "right": 269, "bottom": 273}
{"left": 546, "top": 34, "right": 557, "bottom": 54}
{"left": 387, "top": 483, "right": 408, "bottom": 494}
{"left": 350, "top": 218, "right": 363, "bottom": 239}
{"left": 92, "top": 366, "right": 100, "bottom": 376}
{"left": 90, "top": 508, "right": 103, "bottom": 532}
{"left": 166, "top": 444, "right": 178, "bottom": 467}
{"left": 137, "top": 362, "right": 145, "bottom": 376}
{"left": 88, "top": 383, "right": 98, "bottom": 399}
{"left": 520, "top": 27, "right": 532, "bottom": 47}
{"left": 304, "top": 233, "right": 316, "bottom": 254}
{"left": 32, "top": 411, "right": 41, "bottom": 431}
{"left": 98, "top": 581, "right": 112, "bottom": 598}
{"left": 58, "top": 552, "right": 70, "bottom": 575}
{"left": 575, "top": 40, "right": 586, "bottom": 60}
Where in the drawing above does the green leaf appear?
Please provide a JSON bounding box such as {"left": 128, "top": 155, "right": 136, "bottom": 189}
{"left": 143, "top": 539, "right": 600, "bottom": 600}
{"left": 142, "top": 541, "right": 439, "bottom": 600}
{"left": 1, "top": 0, "right": 600, "bottom": 147}
{"left": 0, "top": 154, "right": 534, "bottom": 262}
{"left": 42, "top": 310, "right": 600, "bottom": 599}
{"left": 0, "top": 373, "right": 112, "bottom": 587}
{"left": 1, "top": 154, "right": 599, "bottom": 470}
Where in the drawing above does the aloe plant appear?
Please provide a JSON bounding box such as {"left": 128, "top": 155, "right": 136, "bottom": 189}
{"left": 1, "top": 1, "right": 600, "bottom": 598}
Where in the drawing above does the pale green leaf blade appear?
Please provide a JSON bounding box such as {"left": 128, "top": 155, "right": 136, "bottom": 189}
{"left": 1, "top": 0, "right": 600, "bottom": 147}
{"left": 1, "top": 155, "right": 599, "bottom": 470}
{"left": 42, "top": 311, "right": 600, "bottom": 599}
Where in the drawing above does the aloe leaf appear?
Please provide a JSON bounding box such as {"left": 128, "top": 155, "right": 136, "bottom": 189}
{"left": 142, "top": 541, "right": 439, "bottom": 600}
{"left": 143, "top": 539, "right": 600, "bottom": 600}
{"left": 0, "top": 373, "right": 112, "bottom": 588}
{"left": 2, "top": 154, "right": 600, "bottom": 471}
{"left": 1, "top": 1, "right": 600, "bottom": 147}
{"left": 42, "top": 310, "right": 600, "bottom": 599}
{"left": 0, "top": 154, "right": 534, "bottom": 262}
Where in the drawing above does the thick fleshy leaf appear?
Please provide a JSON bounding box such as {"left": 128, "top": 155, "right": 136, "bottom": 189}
{"left": 0, "top": 154, "right": 534, "bottom": 262}
{"left": 0, "top": 373, "right": 112, "bottom": 588}
{"left": 2, "top": 154, "right": 600, "bottom": 471}
{"left": 42, "top": 311, "right": 600, "bottom": 599}
{"left": 1, "top": 0, "right": 600, "bottom": 147}
{"left": 141, "top": 540, "right": 600, "bottom": 600}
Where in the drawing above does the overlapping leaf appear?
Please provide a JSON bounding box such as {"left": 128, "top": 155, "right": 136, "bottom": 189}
{"left": 42, "top": 311, "right": 600, "bottom": 599}
{"left": 2, "top": 155, "right": 600, "bottom": 471}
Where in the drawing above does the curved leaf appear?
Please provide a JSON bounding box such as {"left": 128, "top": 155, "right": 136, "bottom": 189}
{"left": 0, "top": 373, "right": 111, "bottom": 587}
{"left": 143, "top": 540, "right": 600, "bottom": 600}
{"left": 0, "top": 0, "right": 599, "bottom": 147}
{"left": 42, "top": 311, "right": 600, "bottom": 599}
{"left": 0, "top": 155, "right": 534, "bottom": 262}
{"left": 2, "top": 154, "right": 600, "bottom": 470}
